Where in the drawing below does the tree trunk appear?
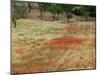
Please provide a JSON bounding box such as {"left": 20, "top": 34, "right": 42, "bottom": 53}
{"left": 85, "top": 16, "right": 88, "bottom": 21}
{"left": 12, "top": 16, "right": 16, "bottom": 28}
{"left": 65, "top": 12, "right": 70, "bottom": 23}
{"left": 13, "top": 19, "right": 16, "bottom": 28}
{"left": 27, "top": 2, "right": 32, "bottom": 13}
{"left": 53, "top": 13, "right": 56, "bottom": 21}
{"left": 14, "top": 21, "right": 16, "bottom": 28}
{"left": 52, "top": 13, "right": 54, "bottom": 21}
{"left": 67, "top": 17, "right": 70, "bottom": 23}
{"left": 52, "top": 13, "right": 55, "bottom": 21}
{"left": 40, "top": 10, "right": 43, "bottom": 20}
{"left": 56, "top": 13, "right": 59, "bottom": 20}
{"left": 80, "top": 16, "right": 83, "bottom": 21}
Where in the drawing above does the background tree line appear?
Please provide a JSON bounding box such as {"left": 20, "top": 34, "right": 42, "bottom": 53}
{"left": 12, "top": 1, "right": 96, "bottom": 27}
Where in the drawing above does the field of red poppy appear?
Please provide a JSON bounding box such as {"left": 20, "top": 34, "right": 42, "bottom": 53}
{"left": 12, "top": 19, "right": 96, "bottom": 74}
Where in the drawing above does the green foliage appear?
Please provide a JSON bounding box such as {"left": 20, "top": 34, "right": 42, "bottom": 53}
{"left": 88, "top": 6, "right": 96, "bottom": 17}
{"left": 38, "top": 3, "right": 48, "bottom": 20}
{"left": 12, "top": 2, "right": 96, "bottom": 23}
{"left": 73, "top": 6, "right": 96, "bottom": 21}
{"left": 79, "top": 6, "right": 96, "bottom": 21}
{"left": 55, "top": 5, "right": 64, "bottom": 14}
{"left": 61, "top": 4, "right": 74, "bottom": 12}
{"left": 61, "top": 4, "right": 74, "bottom": 22}
{"left": 47, "top": 4, "right": 63, "bottom": 20}
{"left": 38, "top": 3, "right": 48, "bottom": 12}
{"left": 79, "top": 6, "right": 89, "bottom": 15}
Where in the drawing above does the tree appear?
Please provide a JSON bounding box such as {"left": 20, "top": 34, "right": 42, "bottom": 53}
{"left": 27, "top": 2, "right": 32, "bottom": 13}
{"left": 88, "top": 6, "right": 96, "bottom": 17}
{"left": 61, "top": 4, "right": 74, "bottom": 22}
{"left": 55, "top": 4, "right": 63, "bottom": 20}
{"left": 79, "top": 6, "right": 90, "bottom": 21}
{"left": 12, "top": 2, "right": 29, "bottom": 27}
{"left": 47, "top": 4, "right": 63, "bottom": 21}
{"left": 73, "top": 6, "right": 92, "bottom": 21}
{"left": 12, "top": 15, "right": 16, "bottom": 27}
{"left": 38, "top": 3, "right": 48, "bottom": 20}
{"left": 12, "top": 1, "right": 17, "bottom": 27}
{"left": 48, "top": 4, "right": 57, "bottom": 21}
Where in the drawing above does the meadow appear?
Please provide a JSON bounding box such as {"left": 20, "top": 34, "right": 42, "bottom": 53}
{"left": 12, "top": 19, "right": 96, "bottom": 74}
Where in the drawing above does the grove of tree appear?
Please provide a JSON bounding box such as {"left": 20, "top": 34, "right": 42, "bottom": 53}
{"left": 12, "top": 1, "right": 96, "bottom": 27}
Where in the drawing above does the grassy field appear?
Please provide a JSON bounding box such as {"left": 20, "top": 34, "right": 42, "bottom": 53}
{"left": 12, "top": 19, "right": 96, "bottom": 74}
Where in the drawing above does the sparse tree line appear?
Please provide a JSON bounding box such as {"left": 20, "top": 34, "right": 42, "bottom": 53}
{"left": 12, "top": 1, "right": 96, "bottom": 27}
